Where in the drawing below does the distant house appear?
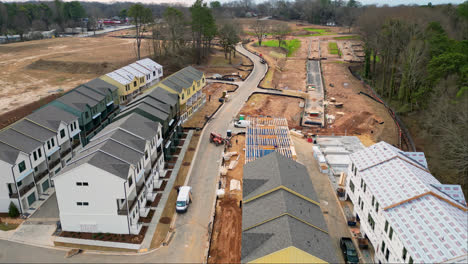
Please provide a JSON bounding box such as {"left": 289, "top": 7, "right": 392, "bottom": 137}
{"left": 49, "top": 78, "right": 119, "bottom": 145}
{"left": 54, "top": 113, "right": 165, "bottom": 235}
{"left": 116, "top": 87, "right": 181, "bottom": 160}
{"left": 101, "top": 58, "right": 163, "bottom": 104}
{"left": 345, "top": 142, "right": 468, "bottom": 263}
{"left": 157, "top": 66, "right": 206, "bottom": 123}
{"left": 242, "top": 152, "right": 338, "bottom": 263}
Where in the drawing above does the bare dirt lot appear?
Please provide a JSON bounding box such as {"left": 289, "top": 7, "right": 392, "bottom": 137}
{"left": 183, "top": 83, "right": 237, "bottom": 129}
{"left": 240, "top": 94, "right": 304, "bottom": 129}
{"left": 318, "top": 61, "right": 399, "bottom": 146}
{"left": 0, "top": 35, "right": 151, "bottom": 115}
{"left": 195, "top": 46, "right": 252, "bottom": 80}
{"left": 208, "top": 134, "right": 244, "bottom": 264}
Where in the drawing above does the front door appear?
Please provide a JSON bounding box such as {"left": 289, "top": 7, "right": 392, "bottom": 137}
{"left": 42, "top": 180, "right": 50, "bottom": 193}
{"left": 27, "top": 192, "right": 36, "bottom": 207}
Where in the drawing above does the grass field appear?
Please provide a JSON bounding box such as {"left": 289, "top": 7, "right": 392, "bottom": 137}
{"left": 301, "top": 28, "right": 334, "bottom": 36}
{"left": 0, "top": 222, "right": 19, "bottom": 231}
{"left": 334, "top": 35, "right": 360, "bottom": 40}
{"left": 328, "top": 42, "right": 340, "bottom": 55}
{"left": 260, "top": 39, "right": 301, "bottom": 57}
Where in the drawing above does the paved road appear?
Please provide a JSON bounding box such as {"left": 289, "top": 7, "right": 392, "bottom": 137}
{"left": 0, "top": 44, "right": 267, "bottom": 263}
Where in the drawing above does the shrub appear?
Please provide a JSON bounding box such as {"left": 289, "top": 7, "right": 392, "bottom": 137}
{"left": 8, "top": 202, "right": 19, "bottom": 218}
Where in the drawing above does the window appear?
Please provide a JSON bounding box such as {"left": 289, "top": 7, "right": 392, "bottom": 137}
{"left": 83, "top": 202, "right": 89, "bottom": 206}
{"left": 381, "top": 241, "right": 386, "bottom": 253}
{"left": 33, "top": 151, "right": 37, "bottom": 161}
{"left": 351, "top": 163, "right": 354, "bottom": 173}
{"left": 361, "top": 200, "right": 364, "bottom": 210}
{"left": 358, "top": 196, "right": 361, "bottom": 205}
{"left": 376, "top": 202, "right": 379, "bottom": 213}
{"left": 51, "top": 138, "right": 55, "bottom": 147}
{"left": 372, "top": 196, "right": 375, "bottom": 206}
{"left": 60, "top": 129, "right": 66, "bottom": 138}
{"left": 389, "top": 227, "right": 394, "bottom": 240}
{"left": 368, "top": 213, "right": 375, "bottom": 230}
{"left": 402, "top": 247, "right": 407, "bottom": 260}
{"left": 76, "top": 182, "right": 83, "bottom": 186}
{"left": 385, "top": 249, "right": 390, "bottom": 261}
{"left": 47, "top": 141, "right": 51, "bottom": 149}
{"left": 409, "top": 257, "right": 413, "bottom": 264}
{"left": 360, "top": 179, "right": 363, "bottom": 188}
{"left": 77, "top": 202, "right": 82, "bottom": 206}
{"left": 349, "top": 181, "right": 355, "bottom": 193}
{"left": 17, "top": 180, "right": 22, "bottom": 187}
{"left": 363, "top": 182, "right": 367, "bottom": 193}
{"left": 384, "top": 220, "right": 389, "bottom": 232}
{"left": 140, "top": 77, "right": 144, "bottom": 83}
{"left": 182, "top": 94, "right": 185, "bottom": 100}
{"left": 153, "top": 71, "right": 156, "bottom": 76}
{"left": 128, "top": 176, "right": 133, "bottom": 187}
{"left": 134, "top": 81, "right": 137, "bottom": 87}
{"left": 85, "top": 112, "right": 89, "bottom": 119}
{"left": 145, "top": 151, "right": 148, "bottom": 160}
{"left": 354, "top": 167, "right": 357, "bottom": 175}
{"left": 18, "top": 161, "right": 26, "bottom": 173}
{"left": 38, "top": 148, "right": 42, "bottom": 158}
{"left": 83, "top": 182, "right": 88, "bottom": 186}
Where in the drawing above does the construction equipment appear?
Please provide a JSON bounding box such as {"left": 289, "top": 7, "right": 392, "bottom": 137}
{"left": 209, "top": 132, "right": 231, "bottom": 147}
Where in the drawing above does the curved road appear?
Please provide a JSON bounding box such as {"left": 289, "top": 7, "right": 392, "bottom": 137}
{"left": 0, "top": 44, "right": 267, "bottom": 263}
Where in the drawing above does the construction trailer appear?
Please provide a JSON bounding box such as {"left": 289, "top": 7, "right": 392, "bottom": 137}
{"left": 245, "top": 116, "right": 296, "bottom": 163}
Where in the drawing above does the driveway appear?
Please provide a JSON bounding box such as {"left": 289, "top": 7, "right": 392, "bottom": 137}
{"left": 0, "top": 44, "right": 267, "bottom": 263}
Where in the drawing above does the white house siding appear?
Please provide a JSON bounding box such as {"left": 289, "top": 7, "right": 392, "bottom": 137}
{"left": 55, "top": 164, "right": 131, "bottom": 234}
{"left": 0, "top": 160, "right": 15, "bottom": 212}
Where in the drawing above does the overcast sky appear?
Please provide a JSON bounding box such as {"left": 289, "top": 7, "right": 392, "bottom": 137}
{"left": 2, "top": 0, "right": 466, "bottom": 5}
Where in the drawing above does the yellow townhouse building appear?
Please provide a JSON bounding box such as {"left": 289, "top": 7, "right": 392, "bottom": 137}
{"left": 156, "top": 66, "right": 206, "bottom": 122}
{"left": 100, "top": 67, "right": 145, "bottom": 104}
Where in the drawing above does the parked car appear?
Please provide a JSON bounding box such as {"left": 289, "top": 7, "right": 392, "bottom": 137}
{"left": 234, "top": 120, "right": 251, "bottom": 128}
{"left": 176, "top": 186, "right": 192, "bottom": 213}
{"left": 340, "top": 237, "right": 359, "bottom": 264}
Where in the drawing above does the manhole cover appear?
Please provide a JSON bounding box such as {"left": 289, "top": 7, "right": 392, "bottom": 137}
{"left": 183, "top": 162, "right": 191, "bottom": 166}
{"left": 160, "top": 217, "right": 171, "bottom": 224}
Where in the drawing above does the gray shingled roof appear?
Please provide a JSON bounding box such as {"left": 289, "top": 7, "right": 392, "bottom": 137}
{"left": 10, "top": 119, "right": 55, "bottom": 142}
{"left": 148, "top": 88, "right": 178, "bottom": 106}
{"left": 92, "top": 129, "right": 146, "bottom": 153}
{"left": 84, "top": 78, "right": 118, "bottom": 94}
{"left": 119, "top": 102, "right": 168, "bottom": 122}
{"left": 56, "top": 90, "right": 99, "bottom": 111}
{"left": 102, "top": 113, "right": 159, "bottom": 141}
{"left": 161, "top": 66, "right": 204, "bottom": 93}
{"left": 61, "top": 150, "right": 131, "bottom": 180}
{"left": 82, "top": 139, "right": 142, "bottom": 165}
{"left": 241, "top": 215, "right": 338, "bottom": 263}
{"left": 242, "top": 189, "right": 328, "bottom": 231}
{"left": 0, "top": 141, "right": 21, "bottom": 165}
{"left": 0, "top": 128, "right": 42, "bottom": 153}
{"left": 75, "top": 85, "right": 105, "bottom": 101}
{"left": 28, "top": 104, "right": 77, "bottom": 131}
{"left": 243, "top": 152, "right": 319, "bottom": 202}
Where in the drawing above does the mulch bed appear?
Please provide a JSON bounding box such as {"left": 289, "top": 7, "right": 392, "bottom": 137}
{"left": 139, "top": 209, "right": 155, "bottom": 223}
{"left": 151, "top": 193, "right": 163, "bottom": 207}
{"left": 180, "top": 133, "right": 188, "bottom": 140}
{"left": 188, "top": 147, "right": 196, "bottom": 152}
{"left": 173, "top": 147, "right": 182, "bottom": 156}
{"left": 59, "top": 226, "right": 148, "bottom": 244}
{"left": 183, "top": 161, "right": 191, "bottom": 166}
{"left": 161, "top": 170, "right": 172, "bottom": 179}
{"left": 177, "top": 139, "right": 185, "bottom": 146}
{"left": 159, "top": 217, "right": 171, "bottom": 224}
{"left": 154, "top": 180, "right": 167, "bottom": 192}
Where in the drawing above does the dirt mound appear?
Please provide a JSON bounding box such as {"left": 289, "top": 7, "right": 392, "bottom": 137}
{"left": 334, "top": 111, "right": 382, "bottom": 134}
{"left": 27, "top": 59, "right": 113, "bottom": 75}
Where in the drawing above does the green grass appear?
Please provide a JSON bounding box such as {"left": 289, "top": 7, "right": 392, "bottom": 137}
{"left": 328, "top": 42, "right": 340, "bottom": 55}
{"left": 259, "top": 39, "right": 301, "bottom": 57}
{"left": 0, "top": 222, "right": 19, "bottom": 231}
{"left": 299, "top": 28, "right": 335, "bottom": 37}
{"left": 329, "top": 61, "right": 346, "bottom": 64}
{"left": 334, "top": 35, "right": 360, "bottom": 40}
{"left": 304, "top": 28, "right": 328, "bottom": 33}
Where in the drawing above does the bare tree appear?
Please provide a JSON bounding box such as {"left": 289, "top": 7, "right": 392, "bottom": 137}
{"left": 271, "top": 22, "right": 290, "bottom": 47}
{"left": 128, "top": 4, "right": 153, "bottom": 60}
{"left": 249, "top": 20, "right": 269, "bottom": 46}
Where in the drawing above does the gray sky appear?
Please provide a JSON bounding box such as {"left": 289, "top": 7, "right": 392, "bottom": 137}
{"left": 2, "top": 0, "right": 466, "bottom": 5}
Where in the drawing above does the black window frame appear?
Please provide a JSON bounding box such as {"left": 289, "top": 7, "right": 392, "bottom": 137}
{"left": 60, "top": 129, "right": 66, "bottom": 138}
{"left": 18, "top": 161, "right": 26, "bottom": 173}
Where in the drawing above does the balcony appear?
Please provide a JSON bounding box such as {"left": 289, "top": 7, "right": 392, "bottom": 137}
{"left": 48, "top": 159, "right": 61, "bottom": 170}
{"left": 34, "top": 170, "right": 49, "bottom": 183}
{"left": 117, "top": 198, "right": 139, "bottom": 215}
{"left": 139, "top": 204, "right": 150, "bottom": 217}
{"left": 9, "top": 182, "right": 35, "bottom": 198}
{"left": 136, "top": 182, "right": 145, "bottom": 196}
{"left": 146, "top": 191, "right": 156, "bottom": 202}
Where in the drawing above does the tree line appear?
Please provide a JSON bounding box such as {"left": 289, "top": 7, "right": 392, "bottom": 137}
{"left": 356, "top": 3, "right": 468, "bottom": 192}
{"left": 0, "top": 0, "right": 86, "bottom": 40}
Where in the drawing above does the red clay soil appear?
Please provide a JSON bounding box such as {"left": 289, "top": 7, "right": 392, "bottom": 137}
{"left": 139, "top": 209, "right": 156, "bottom": 223}
{"left": 208, "top": 199, "right": 242, "bottom": 264}
{"left": 0, "top": 93, "right": 62, "bottom": 129}
{"left": 161, "top": 170, "right": 172, "bottom": 179}
{"left": 60, "top": 226, "right": 148, "bottom": 244}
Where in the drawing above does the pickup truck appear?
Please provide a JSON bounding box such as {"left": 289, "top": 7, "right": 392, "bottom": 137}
{"left": 340, "top": 237, "right": 359, "bottom": 264}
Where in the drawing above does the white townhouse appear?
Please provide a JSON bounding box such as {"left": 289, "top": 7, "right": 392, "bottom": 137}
{"left": 54, "top": 113, "right": 165, "bottom": 235}
{"left": 134, "top": 58, "right": 163, "bottom": 87}
{"left": 0, "top": 105, "right": 83, "bottom": 214}
{"left": 345, "top": 142, "right": 468, "bottom": 264}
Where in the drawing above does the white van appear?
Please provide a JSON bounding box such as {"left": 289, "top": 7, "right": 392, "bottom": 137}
{"left": 176, "top": 186, "right": 192, "bottom": 213}
{"left": 234, "top": 120, "right": 251, "bottom": 128}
